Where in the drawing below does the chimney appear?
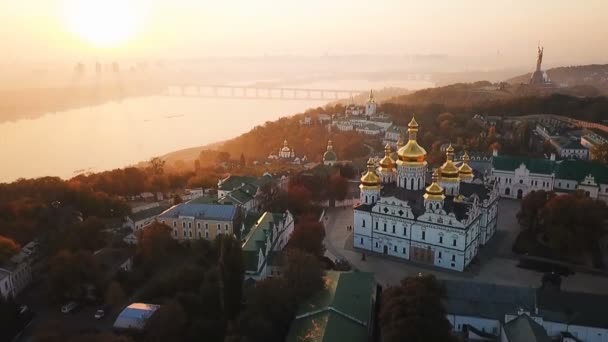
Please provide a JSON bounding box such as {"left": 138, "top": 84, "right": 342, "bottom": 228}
{"left": 492, "top": 148, "right": 498, "bottom": 157}
{"left": 550, "top": 153, "right": 556, "bottom": 161}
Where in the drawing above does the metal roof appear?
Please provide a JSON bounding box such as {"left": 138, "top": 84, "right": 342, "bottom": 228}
{"left": 113, "top": 303, "right": 160, "bottom": 331}
{"left": 159, "top": 203, "right": 237, "bottom": 221}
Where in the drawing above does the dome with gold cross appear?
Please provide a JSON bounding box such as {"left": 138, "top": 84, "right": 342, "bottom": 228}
{"left": 424, "top": 169, "right": 445, "bottom": 201}
{"left": 440, "top": 144, "right": 460, "bottom": 181}
{"left": 360, "top": 158, "right": 381, "bottom": 189}
{"left": 397, "top": 116, "right": 427, "bottom": 164}
{"left": 458, "top": 151, "right": 474, "bottom": 181}
{"left": 378, "top": 144, "right": 396, "bottom": 171}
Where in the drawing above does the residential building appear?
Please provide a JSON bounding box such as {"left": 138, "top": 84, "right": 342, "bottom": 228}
{"left": 354, "top": 117, "right": 499, "bottom": 272}
{"left": 383, "top": 125, "right": 403, "bottom": 146}
{"left": 125, "top": 205, "right": 169, "bottom": 231}
{"left": 0, "top": 241, "right": 38, "bottom": 299}
{"left": 241, "top": 211, "right": 294, "bottom": 281}
{"left": 217, "top": 174, "right": 274, "bottom": 211}
{"left": 158, "top": 203, "right": 238, "bottom": 241}
{"left": 285, "top": 271, "right": 377, "bottom": 342}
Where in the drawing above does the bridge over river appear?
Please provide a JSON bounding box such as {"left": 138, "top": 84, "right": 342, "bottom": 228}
{"left": 165, "top": 84, "right": 365, "bottom": 101}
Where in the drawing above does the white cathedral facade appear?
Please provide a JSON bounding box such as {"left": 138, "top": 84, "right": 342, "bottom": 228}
{"left": 354, "top": 117, "right": 499, "bottom": 271}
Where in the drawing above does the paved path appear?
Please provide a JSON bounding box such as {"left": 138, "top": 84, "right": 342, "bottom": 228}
{"left": 323, "top": 202, "right": 608, "bottom": 295}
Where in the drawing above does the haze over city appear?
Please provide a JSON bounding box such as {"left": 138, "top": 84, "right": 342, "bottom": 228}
{"left": 2, "top": 2, "right": 608, "bottom": 342}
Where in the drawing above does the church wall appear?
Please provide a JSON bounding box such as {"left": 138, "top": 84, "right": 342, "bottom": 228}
{"left": 493, "top": 169, "right": 554, "bottom": 199}
{"left": 447, "top": 314, "right": 501, "bottom": 337}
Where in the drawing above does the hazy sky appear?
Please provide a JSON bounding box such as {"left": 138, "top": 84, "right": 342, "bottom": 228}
{"left": 1, "top": 0, "right": 607, "bottom": 67}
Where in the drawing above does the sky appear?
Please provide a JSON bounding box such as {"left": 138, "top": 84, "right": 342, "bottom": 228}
{"left": 1, "top": 0, "right": 607, "bottom": 67}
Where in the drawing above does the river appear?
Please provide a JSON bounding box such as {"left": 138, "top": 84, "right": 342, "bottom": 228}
{"left": 0, "top": 79, "right": 433, "bottom": 182}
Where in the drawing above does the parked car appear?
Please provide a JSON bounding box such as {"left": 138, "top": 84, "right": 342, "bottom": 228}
{"left": 94, "top": 309, "right": 105, "bottom": 319}
{"left": 61, "top": 301, "right": 78, "bottom": 314}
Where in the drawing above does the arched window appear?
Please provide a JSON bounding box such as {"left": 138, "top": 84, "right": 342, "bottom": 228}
{"left": 365, "top": 195, "right": 368, "bottom": 203}
{"left": 418, "top": 178, "right": 421, "bottom": 189}
{"left": 410, "top": 178, "right": 414, "bottom": 189}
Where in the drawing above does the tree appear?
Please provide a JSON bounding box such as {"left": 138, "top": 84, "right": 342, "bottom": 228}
{"left": 105, "top": 281, "right": 126, "bottom": 310}
{"left": 136, "top": 223, "right": 176, "bottom": 267}
{"left": 379, "top": 274, "right": 455, "bottom": 342}
{"left": 282, "top": 249, "right": 324, "bottom": 302}
{"left": 328, "top": 174, "right": 348, "bottom": 201}
{"left": 516, "top": 190, "right": 554, "bottom": 233}
{"left": 0, "top": 235, "right": 19, "bottom": 264}
{"left": 286, "top": 185, "right": 313, "bottom": 216}
{"left": 144, "top": 301, "right": 187, "bottom": 342}
{"left": 173, "top": 194, "right": 183, "bottom": 204}
{"left": 239, "top": 153, "right": 246, "bottom": 168}
{"left": 540, "top": 192, "right": 607, "bottom": 256}
{"left": 149, "top": 157, "right": 165, "bottom": 175}
{"left": 236, "top": 278, "right": 296, "bottom": 342}
{"left": 49, "top": 250, "right": 102, "bottom": 300}
{"left": 288, "top": 218, "right": 325, "bottom": 258}
{"left": 215, "top": 234, "right": 244, "bottom": 322}
{"left": 591, "top": 142, "right": 608, "bottom": 164}
{"left": 0, "top": 296, "right": 21, "bottom": 341}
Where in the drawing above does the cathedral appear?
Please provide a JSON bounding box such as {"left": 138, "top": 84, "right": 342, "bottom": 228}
{"left": 354, "top": 117, "right": 499, "bottom": 271}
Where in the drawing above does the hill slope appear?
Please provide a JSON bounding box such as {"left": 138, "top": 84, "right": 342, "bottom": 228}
{"left": 507, "top": 64, "right": 608, "bottom": 92}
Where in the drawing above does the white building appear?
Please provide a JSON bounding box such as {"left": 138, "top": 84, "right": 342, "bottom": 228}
{"left": 443, "top": 279, "right": 608, "bottom": 342}
{"left": 278, "top": 139, "right": 296, "bottom": 159}
{"left": 353, "top": 117, "right": 499, "bottom": 272}
{"left": 0, "top": 241, "right": 37, "bottom": 299}
{"left": 491, "top": 152, "right": 608, "bottom": 202}
{"left": 322, "top": 140, "right": 338, "bottom": 166}
{"left": 365, "top": 89, "right": 377, "bottom": 117}
{"left": 242, "top": 211, "right": 294, "bottom": 281}
{"left": 383, "top": 125, "right": 403, "bottom": 146}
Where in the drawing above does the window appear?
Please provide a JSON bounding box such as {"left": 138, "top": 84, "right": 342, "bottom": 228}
{"left": 375, "top": 242, "right": 379, "bottom": 248}
{"left": 205, "top": 231, "right": 209, "bottom": 238}
{"left": 173, "top": 221, "right": 176, "bottom": 227}
{"left": 403, "top": 227, "right": 407, "bottom": 236}
{"left": 362, "top": 219, "right": 366, "bottom": 227}
{"left": 383, "top": 223, "right": 386, "bottom": 232}
{"left": 519, "top": 179, "right": 523, "bottom": 184}
{"left": 402, "top": 247, "right": 406, "bottom": 254}
{"left": 205, "top": 223, "right": 209, "bottom": 229}
{"left": 182, "top": 222, "right": 186, "bottom": 228}
{"left": 360, "top": 237, "right": 363, "bottom": 244}
{"left": 394, "top": 246, "right": 397, "bottom": 252}
{"left": 188, "top": 222, "right": 192, "bottom": 228}
{"left": 392, "top": 225, "right": 396, "bottom": 233}
{"left": 375, "top": 222, "right": 378, "bottom": 230}
{"left": 189, "top": 231, "right": 192, "bottom": 238}
{"left": 217, "top": 224, "right": 221, "bottom": 229}
{"left": 183, "top": 230, "right": 187, "bottom": 237}
{"left": 197, "top": 223, "right": 201, "bottom": 229}
{"left": 421, "top": 231, "right": 425, "bottom": 240}
{"left": 439, "top": 236, "right": 443, "bottom": 244}
{"left": 451, "top": 255, "right": 456, "bottom": 261}
{"left": 453, "top": 239, "right": 457, "bottom": 246}
{"left": 173, "top": 230, "right": 177, "bottom": 237}
{"left": 438, "top": 252, "right": 442, "bottom": 259}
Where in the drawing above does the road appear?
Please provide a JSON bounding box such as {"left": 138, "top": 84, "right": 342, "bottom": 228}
{"left": 323, "top": 200, "right": 608, "bottom": 295}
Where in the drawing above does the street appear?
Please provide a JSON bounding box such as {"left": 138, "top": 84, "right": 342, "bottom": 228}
{"left": 323, "top": 200, "right": 608, "bottom": 295}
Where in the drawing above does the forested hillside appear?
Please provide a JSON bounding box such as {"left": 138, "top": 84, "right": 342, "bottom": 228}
{"left": 507, "top": 64, "right": 608, "bottom": 92}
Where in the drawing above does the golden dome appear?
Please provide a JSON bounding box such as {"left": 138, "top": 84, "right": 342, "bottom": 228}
{"left": 379, "top": 144, "right": 395, "bottom": 170}
{"left": 440, "top": 144, "right": 459, "bottom": 180}
{"left": 458, "top": 152, "right": 474, "bottom": 180}
{"left": 424, "top": 170, "right": 445, "bottom": 201}
{"left": 397, "top": 116, "right": 427, "bottom": 163}
{"left": 281, "top": 139, "right": 291, "bottom": 152}
{"left": 360, "top": 158, "right": 381, "bottom": 189}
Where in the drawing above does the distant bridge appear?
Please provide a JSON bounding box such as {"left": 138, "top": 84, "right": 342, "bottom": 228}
{"left": 165, "top": 84, "right": 364, "bottom": 101}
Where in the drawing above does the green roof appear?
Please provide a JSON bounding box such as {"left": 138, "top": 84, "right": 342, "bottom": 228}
{"left": 242, "top": 212, "right": 288, "bottom": 273}
{"left": 128, "top": 205, "right": 169, "bottom": 222}
{"left": 503, "top": 315, "right": 550, "bottom": 342}
{"left": 219, "top": 188, "right": 254, "bottom": 205}
{"left": 554, "top": 160, "right": 608, "bottom": 184}
{"left": 286, "top": 271, "right": 376, "bottom": 342}
{"left": 492, "top": 156, "right": 555, "bottom": 174}
{"left": 218, "top": 175, "right": 258, "bottom": 191}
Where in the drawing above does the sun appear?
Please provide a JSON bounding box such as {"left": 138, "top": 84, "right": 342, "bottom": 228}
{"left": 62, "top": 0, "right": 143, "bottom": 48}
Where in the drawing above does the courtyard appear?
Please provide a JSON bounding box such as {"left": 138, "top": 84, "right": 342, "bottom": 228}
{"left": 323, "top": 199, "right": 608, "bottom": 295}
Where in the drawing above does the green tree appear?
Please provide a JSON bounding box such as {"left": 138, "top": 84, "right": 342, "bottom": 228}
{"left": 516, "top": 190, "right": 554, "bottom": 233}
{"left": 216, "top": 234, "right": 244, "bottom": 322}
{"left": 149, "top": 157, "right": 165, "bottom": 175}
{"left": 283, "top": 249, "right": 324, "bottom": 302}
{"left": 144, "top": 301, "right": 187, "bottom": 342}
{"left": 136, "top": 223, "right": 176, "bottom": 268}
{"left": 105, "top": 281, "right": 126, "bottom": 310}
{"left": 288, "top": 218, "right": 326, "bottom": 258}
{"left": 0, "top": 296, "right": 21, "bottom": 341}
{"left": 380, "top": 274, "right": 455, "bottom": 342}
{"left": 49, "top": 250, "right": 102, "bottom": 300}
{"left": 328, "top": 174, "right": 348, "bottom": 201}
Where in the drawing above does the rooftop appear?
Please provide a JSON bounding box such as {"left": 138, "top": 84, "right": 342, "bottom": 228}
{"left": 285, "top": 271, "right": 376, "bottom": 342}
{"left": 159, "top": 203, "right": 237, "bottom": 221}
{"left": 242, "top": 212, "right": 289, "bottom": 273}
{"left": 128, "top": 205, "right": 169, "bottom": 222}
{"left": 503, "top": 315, "right": 551, "bottom": 342}
{"left": 554, "top": 159, "right": 608, "bottom": 184}
{"left": 113, "top": 303, "right": 160, "bottom": 331}
{"left": 492, "top": 155, "right": 555, "bottom": 174}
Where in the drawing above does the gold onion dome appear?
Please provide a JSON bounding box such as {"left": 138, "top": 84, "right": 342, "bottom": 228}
{"left": 459, "top": 152, "right": 474, "bottom": 179}
{"left": 440, "top": 144, "right": 460, "bottom": 180}
{"left": 360, "top": 158, "right": 381, "bottom": 189}
{"left": 379, "top": 144, "right": 395, "bottom": 170}
{"left": 424, "top": 170, "right": 445, "bottom": 201}
{"left": 397, "top": 116, "right": 427, "bottom": 163}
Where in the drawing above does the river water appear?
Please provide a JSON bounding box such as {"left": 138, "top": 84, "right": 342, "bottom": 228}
{"left": 0, "top": 79, "right": 433, "bottom": 182}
